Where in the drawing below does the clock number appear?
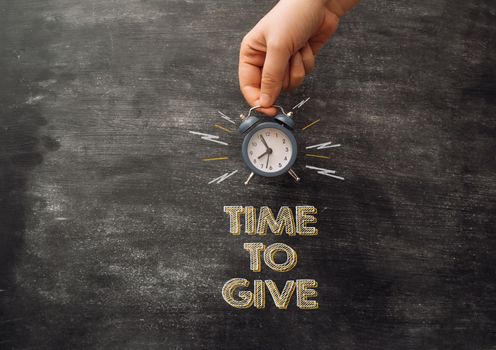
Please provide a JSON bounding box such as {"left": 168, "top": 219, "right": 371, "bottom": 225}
{"left": 284, "top": 156, "right": 288, "bottom": 161}
{"left": 252, "top": 141, "right": 257, "bottom": 147}
{"left": 253, "top": 158, "right": 257, "bottom": 163}
{"left": 260, "top": 164, "right": 263, "bottom": 169}
{"left": 266, "top": 132, "right": 270, "bottom": 137}
{"left": 269, "top": 166, "right": 273, "bottom": 170}
{"left": 285, "top": 147, "right": 289, "bottom": 152}
{"left": 278, "top": 163, "right": 282, "bottom": 168}
{"left": 249, "top": 150, "right": 253, "bottom": 155}
{"left": 282, "top": 139, "right": 286, "bottom": 144}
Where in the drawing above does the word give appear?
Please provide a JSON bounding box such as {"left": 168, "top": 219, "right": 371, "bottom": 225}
{"left": 222, "top": 278, "right": 318, "bottom": 310}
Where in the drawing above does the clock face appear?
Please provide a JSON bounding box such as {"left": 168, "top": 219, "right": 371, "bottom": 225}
{"left": 242, "top": 122, "right": 297, "bottom": 177}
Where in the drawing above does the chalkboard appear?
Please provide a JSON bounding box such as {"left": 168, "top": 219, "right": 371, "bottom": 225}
{"left": 1, "top": 0, "right": 495, "bottom": 349}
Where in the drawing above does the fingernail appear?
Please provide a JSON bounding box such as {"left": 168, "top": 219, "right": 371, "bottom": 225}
{"left": 260, "top": 94, "right": 270, "bottom": 107}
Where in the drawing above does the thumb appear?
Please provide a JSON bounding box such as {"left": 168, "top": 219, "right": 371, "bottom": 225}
{"left": 260, "top": 44, "right": 290, "bottom": 107}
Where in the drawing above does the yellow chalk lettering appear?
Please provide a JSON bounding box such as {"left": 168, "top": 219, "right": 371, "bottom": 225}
{"left": 265, "top": 280, "right": 296, "bottom": 310}
{"left": 243, "top": 242, "right": 265, "bottom": 272}
{"left": 244, "top": 206, "right": 256, "bottom": 234}
{"left": 224, "top": 206, "right": 245, "bottom": 235}
{"left": 296, "top": 206, "right": 318, "bottom": 236}
{"left": 254, "top": 280, "right": 265, "bottom": 309}
{"left": 222, "top": 278, "right": 253, "bottom": 309}
{"left": 257, "top": 206, "right": 296, "bottom": 235}
{"left": 263, "top": 243, "right": 298, "bottom": 272}
{"left": 296, "top": 279, "right": 319, "bottom": 309}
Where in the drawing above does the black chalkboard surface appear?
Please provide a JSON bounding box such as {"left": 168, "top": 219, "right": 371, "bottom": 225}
{"left": 1, "top": 0, "right": 495, "bottom": 349}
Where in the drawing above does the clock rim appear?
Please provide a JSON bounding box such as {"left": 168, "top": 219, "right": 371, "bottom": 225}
{"left": 241, "top": 122, "right": 298, "bottom": 177}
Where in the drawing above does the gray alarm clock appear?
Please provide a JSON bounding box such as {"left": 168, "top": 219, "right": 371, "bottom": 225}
{"left": 239, "top": 105, "right": 300, "bottom": 184}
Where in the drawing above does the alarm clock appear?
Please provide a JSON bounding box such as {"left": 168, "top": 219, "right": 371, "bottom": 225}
{"left": 239, "top": 105, "right": 300, "bottom": 185}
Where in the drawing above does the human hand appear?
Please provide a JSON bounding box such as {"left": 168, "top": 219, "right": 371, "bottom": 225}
{"left": 239, "top": 0, "right": 358, "bottom": 116}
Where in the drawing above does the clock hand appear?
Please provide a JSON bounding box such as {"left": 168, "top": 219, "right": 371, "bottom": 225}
{"left": 257, "top": 145, "right": 273, "bottom": 160}
{"left": 260, "top": 135, "right": 269, "bottom": 150}
{"left": 257, "top": 150, "right": 269, "bottom": 159}
{"left": 266, "top": 152, "right": 270, "bottom": 168}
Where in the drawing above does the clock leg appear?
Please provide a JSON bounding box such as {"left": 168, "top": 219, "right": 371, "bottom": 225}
{"left": 244, "top": 172, "right": 255, "bottom": 185}
{"left": 288, "top": 169, "right": 300, "bottom": 183}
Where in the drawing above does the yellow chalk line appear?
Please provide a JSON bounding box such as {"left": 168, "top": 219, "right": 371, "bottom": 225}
{"left": 305, "top": 154, "right": 330, "bottom": 159}
{"left": 301, "top": 119, "right": 321, "bottom": 131}
{"left": 214, "top": 124, "right": 232, "bottom": 133}
{"left": 202, "top": 157, "right": 229, "bottom": 161}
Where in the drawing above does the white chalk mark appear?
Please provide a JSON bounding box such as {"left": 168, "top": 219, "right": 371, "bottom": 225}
{"left": 306, "top": 141, "right": 341, "bottom": 150}
{"left": 306, "top": 165, "right": 345, "bottom": 181}
{"left": 39, "top": 79, "right": 57, "bottom": 88}
{"left": 208, "top": 170, "right": 238, "bottom": 184}
{"left": 55, "top": 217, "right": 69, "bottom": 221}
{"left": 25, "top": 95, "right": 44, "bottom": 105}
{"left": 218, "top": 111, "right": 236, "bottom": 125}
{"left": 292, "top": 97, "right": 310, "bottom": 110}
{"left": 92, "top": 1, "right": 96, "bottom": 23}
{"left": 189, "top": 131, "right": 228, "bottom": 146}
{"left": 109, "top": 30, "right": 114, "bottom": 52}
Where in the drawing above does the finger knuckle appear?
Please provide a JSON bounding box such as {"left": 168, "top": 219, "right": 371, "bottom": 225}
{"left": 240, "top": 33, "right": 254, "bottom": 48}
{"left": 267, "top": 40, "right": 290, "bottom": 54}
{"left": 304, "top": 60, "right": 315, "bottom": 73}
{"left": 262, "top": 71, "right": 280, "bottom": 86}
{"left": 296, "top": 72, "right": 305, "bottom": 81}
{"left": 293, "top": 75, "right": 304, "bottom": 86}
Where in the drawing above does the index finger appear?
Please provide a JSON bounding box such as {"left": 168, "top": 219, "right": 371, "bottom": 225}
{"left": 239, "top": 60, "right": 261, "bottom": 107}
{"left": 239, "top": 39, "right": 277, "bottom": 116}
